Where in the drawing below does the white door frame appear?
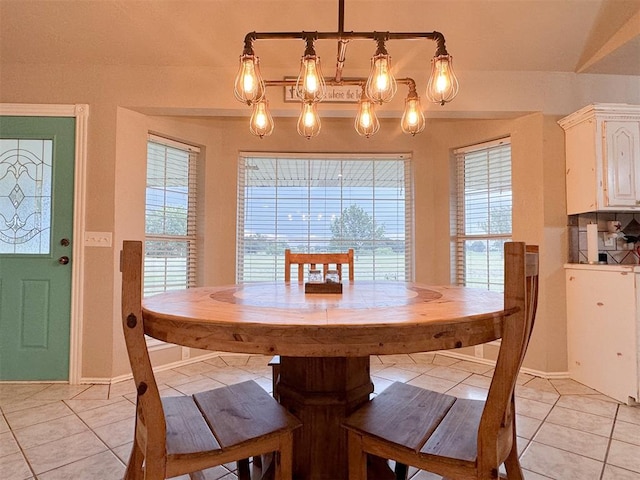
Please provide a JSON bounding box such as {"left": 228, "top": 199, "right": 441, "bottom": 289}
{"left": 0, "top": 103, "right": 89, "bottom": 384}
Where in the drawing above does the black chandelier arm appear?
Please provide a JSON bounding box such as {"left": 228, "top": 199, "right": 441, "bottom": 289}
{"left": 243, "top": 30, "right": 450, "bottom": 56}
{"left": 373, "top": 33, "right": 390, "bottom": 56}
{"left": 390, "top": 32, "right": 448, "bottom": 57}
{"left": 242, "top": 32, "right": 257, "bottom": 55}
{"left": 302, "top": 33, "right": 319, "bottom": 56}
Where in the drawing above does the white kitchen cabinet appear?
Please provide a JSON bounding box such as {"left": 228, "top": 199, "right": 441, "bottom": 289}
{"left": 565, "top": 264, "right": 639, "bottom": 404}
{"left": 559, "top": 104, "right": 640, "bottom": 214}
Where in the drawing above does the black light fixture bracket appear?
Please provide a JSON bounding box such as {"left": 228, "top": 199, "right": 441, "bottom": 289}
{"left": 241, "top": 29, "right": 450, "bottom": 84}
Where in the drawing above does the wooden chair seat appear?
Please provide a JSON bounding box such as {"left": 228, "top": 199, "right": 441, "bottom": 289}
{"left": 121, "top": 241, "right": 302, "bottom": 479}
{"left": 343, "top": 242, "right": 539, "bottom": 480}
{"left": 344, "top": 382, "right": 484, "bottom": 465}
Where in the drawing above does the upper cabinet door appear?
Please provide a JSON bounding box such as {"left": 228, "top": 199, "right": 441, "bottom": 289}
{"left": 604, "top": 120, "right": 640, "bottom": 208}
{"left": 559, "top": 104, "right": 640, "bottom": 214}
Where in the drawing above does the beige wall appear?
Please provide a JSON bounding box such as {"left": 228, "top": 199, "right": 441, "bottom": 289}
{"left": 3, "top": 60, "right": 627, "bottom": 381}
{"left": 105, "top": 110, "right": 567, "bottom": 378}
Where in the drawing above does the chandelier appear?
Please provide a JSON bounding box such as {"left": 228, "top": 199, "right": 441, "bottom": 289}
{"left": 233, "top": 0, "right": 459, "bottom": 139}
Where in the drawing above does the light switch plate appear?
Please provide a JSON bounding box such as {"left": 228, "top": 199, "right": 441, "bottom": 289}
{"left": 84, "top": 231, "right": 112, "bottom": 247}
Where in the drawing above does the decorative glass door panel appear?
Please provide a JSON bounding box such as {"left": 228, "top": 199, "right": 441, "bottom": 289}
{"left": 0, "top": 138, "right": 53, "bottom": 254}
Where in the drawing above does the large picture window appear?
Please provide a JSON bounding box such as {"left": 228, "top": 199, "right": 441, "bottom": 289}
{"left": 144, "top": 135, "right": 199, "bottom": 297}
{"left": 453, "top": 138, "right": 512, "bottom": 291}
{"left": 237, "top": 153, "right": 413, "bottom": 282}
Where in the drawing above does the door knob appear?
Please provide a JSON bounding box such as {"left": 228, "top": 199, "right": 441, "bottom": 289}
{"left": 58, "top": 256, "right": 70, "bottom": 265}
{"left": 60, "top": 238, "right": 70, "bottom": 247}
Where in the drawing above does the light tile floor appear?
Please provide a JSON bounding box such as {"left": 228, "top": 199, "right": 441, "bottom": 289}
{"left": 1, "top": 353, "right": 639, "bottom": 480}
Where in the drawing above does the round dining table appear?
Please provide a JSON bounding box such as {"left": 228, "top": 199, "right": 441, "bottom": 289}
{"left": 142, "top": 280, "right": 510, "bottom": 480}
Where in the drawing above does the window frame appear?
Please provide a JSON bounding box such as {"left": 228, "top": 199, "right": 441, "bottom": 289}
{"left": 236, "top": 152, "right": 414, "bottom": 283}
{"left": 144, "top": 134, "right": 200, "bottom": 298}
{"left": 452, "top": 137, "right": 512, "bottom": 291}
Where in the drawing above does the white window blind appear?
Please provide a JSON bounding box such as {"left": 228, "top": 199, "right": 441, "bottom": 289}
{"left": 237, "top": 153, "right": 413, "bottom": 282}
{"left": 144, "top": 135, "right": 199, "bottom": 297}
{"left": 453, "top": 138, "right": 511, "bottom": 291}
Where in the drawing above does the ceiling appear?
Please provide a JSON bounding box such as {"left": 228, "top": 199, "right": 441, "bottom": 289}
{"left": 1, "top": 0, "right": 639, "bottom": 77}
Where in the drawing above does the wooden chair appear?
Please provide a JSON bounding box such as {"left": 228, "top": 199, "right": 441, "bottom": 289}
{"left": 269, "top": 248, "right": 356, "bottom": 400}
{"left": 342, "top": 242, "right": 539, "bottom": 480}
{"left": 120, "top": 240, "right": 302, "bottom": 480}
{"left": 284, "top": 248, "right": 354, "bottom": 283}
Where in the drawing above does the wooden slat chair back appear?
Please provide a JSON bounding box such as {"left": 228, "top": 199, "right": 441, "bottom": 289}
{"left": 284, "top": 248, "right": 354, "bottom": 283}
{"left": 343, "top": 242, "right": 539, "bottom": 480}
{"left": 121, "top": 241, "right": 301, "bottom": 480}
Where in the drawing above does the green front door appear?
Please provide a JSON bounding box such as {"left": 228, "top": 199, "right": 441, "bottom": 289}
{"left": 0, "top": 116, "right": 75, "bottom": 381}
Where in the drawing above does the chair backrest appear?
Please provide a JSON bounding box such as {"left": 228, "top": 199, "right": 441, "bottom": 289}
{"left": 477, "top": 242, "right": 539, "bottom": 471}
{"left": 120, "top": 241, "right": 168, "bottom": 467}
{"left": 284, "top": 248, "right": 355, "bottom": 283}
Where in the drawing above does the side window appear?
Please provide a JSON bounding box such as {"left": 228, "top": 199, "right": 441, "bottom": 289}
{"left": 453, "top": 138, "right": 512, "bottom": 291}
{"left": 144, "top": 135, "right": 199, "bottom": 297}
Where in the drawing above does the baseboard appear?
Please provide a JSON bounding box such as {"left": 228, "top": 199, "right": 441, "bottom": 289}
{"left": 80, "top": 351, "right": 224, "bottom": 385}
{"left": 78, "top": 377, "right": 112, "bottom": 385}
{"left": 0, "top": 380, "right": 69, "bottom": 385}
{"left": 437, "top": 351, "right": 570, "bottom": 379}
{"left": 80, "top": 350, "right": 571, "bottom": 385}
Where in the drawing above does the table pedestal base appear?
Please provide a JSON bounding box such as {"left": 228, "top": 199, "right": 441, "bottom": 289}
{"left": 277, "top": 356, "right": 374, "bottom": 480}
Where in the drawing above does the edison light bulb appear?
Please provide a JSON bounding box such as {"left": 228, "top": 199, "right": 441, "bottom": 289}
{"left": 296, "top": 55, "right": 326, "bottom": 102}
{"left": 376, "top": 62, "right": 389, "bottom": 91}
{"left": 425, "top": 54, "right": 459, "bottom": 105}
{"left": 249, "top": 99, "right": 274, "bottom": 138}
{"left": 436, "top": 62, "right": 450, "bottom": 92}
{"left": 242, "top": 63, "right": 255, "bottom": 91}
{"left": 305, "top": 61, "right": 318, "bottom": 93}
{"left": 234, "top": 54, "right": 265, "bottom": 105}
{"left": 354, "top": 97, "right": 380, "bottom": 137}
{"left": 401, "top": 95, "right": 426, "bottom": 136}
{"left": 297, "top": 102, "right": 321, "bottom": 138}
{"left": 365, "top": 54, "right": 397, "bottom": 104}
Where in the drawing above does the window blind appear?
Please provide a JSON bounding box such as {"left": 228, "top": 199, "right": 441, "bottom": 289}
{"left": 145, "top": 135, "right": 199, "bottom": 297}
{"left": 453, "top": 138, "right": 511, "bottom": 291}
{"left": 236, "top": 153, "right": 413, "bottom": 283}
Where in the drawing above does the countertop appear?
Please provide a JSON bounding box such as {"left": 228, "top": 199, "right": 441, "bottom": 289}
{"left": 564, "top": 263, "right": 640, "bottom": 272}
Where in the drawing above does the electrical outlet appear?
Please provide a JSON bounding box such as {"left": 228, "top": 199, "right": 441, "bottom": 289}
{"left": 84, "top": 231, "right": 112, "bottom": 247}
{"left": 603, "top": 234, "right": 615, "bottom": 247}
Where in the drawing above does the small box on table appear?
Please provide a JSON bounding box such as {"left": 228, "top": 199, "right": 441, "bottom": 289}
{"left": 304, "top": 282, "right": 343, "bottom": 294}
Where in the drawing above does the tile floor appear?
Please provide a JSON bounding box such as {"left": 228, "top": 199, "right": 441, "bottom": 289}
{"left": 1, "top": 352, "right": 639, "bottom": 480}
